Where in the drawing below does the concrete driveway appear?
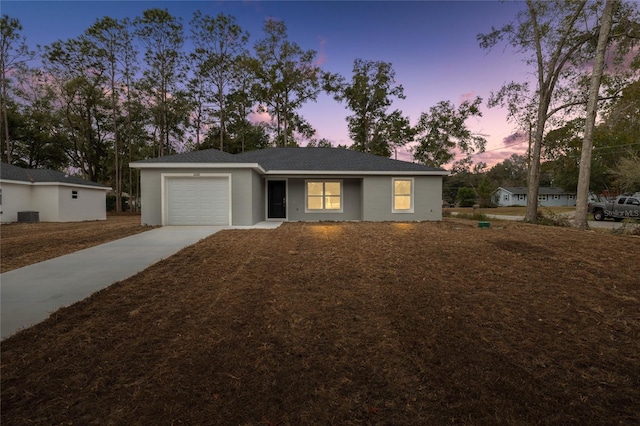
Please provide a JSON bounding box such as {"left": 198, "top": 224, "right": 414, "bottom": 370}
{"left": 1, "top": 222, "right": 281, "bottom": 340}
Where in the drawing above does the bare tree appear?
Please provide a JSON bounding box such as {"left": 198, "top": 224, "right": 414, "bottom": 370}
{"left": 1, "top": 15, "right": 33, "bottom": 163}
{"left": 480, "top": 1, "right": 598, "bottom": 222}
{"left": 575, "top": 0, "right": 618, "bottom": 229}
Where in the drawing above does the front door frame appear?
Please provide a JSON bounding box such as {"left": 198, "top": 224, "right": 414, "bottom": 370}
{"left": 266, "top": 178, "right": 288, "bottom": 220}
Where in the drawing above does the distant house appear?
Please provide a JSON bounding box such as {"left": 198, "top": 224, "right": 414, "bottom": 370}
{"left": 0, "top": 163, "right": 111, "bottom": 223}
{"left": 492, "top": 186, "right": 577, "bottom": 207}
{"left": 129, "top": 147, "right": 449, "bottom": 226}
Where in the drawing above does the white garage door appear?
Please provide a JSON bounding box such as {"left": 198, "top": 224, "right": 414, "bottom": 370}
{"left": 167, "top": 177, "right": 230, "bottom": 225}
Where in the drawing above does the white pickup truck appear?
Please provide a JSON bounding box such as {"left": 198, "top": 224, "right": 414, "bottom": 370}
{"left": 588, "top": 194, "right": 640, "bottom": 221}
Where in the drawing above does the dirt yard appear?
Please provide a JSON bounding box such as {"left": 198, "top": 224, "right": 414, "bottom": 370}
{"left": 0, "top": 214, "right": 153, "bottom": 273}
{"left": 2, "top": 220, "right": 639, "bottom": 425}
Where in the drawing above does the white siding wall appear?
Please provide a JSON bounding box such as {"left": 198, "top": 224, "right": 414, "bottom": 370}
{"left": 0, "top": 182, "right": 106, "bottom": 223}
{"left": 494, "top": 189, "right": 516, "bottom": 207}
{"left": 31, "top": 185, "right": 60, "bottom": 221}
{"left": 58, "top": 186, "right": 107, "bottom": 221}
{"left": 0, "top": 182, "right": 32, "bottom": 223}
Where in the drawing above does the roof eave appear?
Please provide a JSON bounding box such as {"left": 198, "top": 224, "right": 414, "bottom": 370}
{"left": 130, "top": 162, "right": 266, "bottom": 173}
{"left": 0, "top": 178, "right": 111, "bottom": 190}
{"left": 264, "top": 170, "right": 449, "bottom": 176}
{"left": 129, "top": 162, "right": 447, "bottom": 176}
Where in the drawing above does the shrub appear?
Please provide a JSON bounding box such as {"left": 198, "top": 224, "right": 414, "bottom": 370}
{"left": 610, "top": 220, "right": 640, "bottom": 236}
{"left": 534, "top": 207, "right": 571, "bottom": 227}
{"left": 106, "top": 195, "right": 130, "bottom": 212}
{"left": 456, "top": 187, "right": 477, "bottom": 207}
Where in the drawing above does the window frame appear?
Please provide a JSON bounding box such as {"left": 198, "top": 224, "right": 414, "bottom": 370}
{"left": 72, "top": 190, "right": 78, "bottom": 199}
{"left": 305, "top": 179, "right": 343, "bottom": 213}
{"left": 392, "top": 177, "right": 414, "bottom": 213}
{"left": 626, "top": 197, "right": 640, "bottom": 206}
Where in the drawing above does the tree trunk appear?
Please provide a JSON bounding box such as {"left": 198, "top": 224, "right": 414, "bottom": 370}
{"left": 524, "top": 119, "right": 545, "bottom": 222}
{"left": 112, "top": 76, "right": 121, "bottom": 213}
{"left": 283, "top": 94, "right": 289, "bottom": 146}
{"left": 1, "top": 67, "right": 10, "bottom": 163}
{"left": 575, "top": 0, "right": 617, "bottom": 229}
{"left": 219, "top": 84, "right": 224, "bottom": 151}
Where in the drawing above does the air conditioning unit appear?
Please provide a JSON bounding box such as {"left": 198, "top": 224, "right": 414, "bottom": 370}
{"left": 17, "top": 211, "right": 40, "bottom": 223}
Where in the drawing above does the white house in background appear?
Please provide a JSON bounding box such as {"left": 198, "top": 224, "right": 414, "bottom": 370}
{"left": 492, "top": 186, "right": 577, "bottom": 207}
{"left": 0, "top": 163, "right": 111, "bottom": 223}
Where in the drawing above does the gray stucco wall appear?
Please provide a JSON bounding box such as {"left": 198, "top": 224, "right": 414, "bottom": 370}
{"left": 139, "top": 169, "right": 443, "bottom": 226}
{"left": 286, "top": 178, "right": 362, "bottom": 221}
{"left": 139, "top": 169, "right": 163, "bottom": 225}
{"left": 362, "top": 176, "right": 443, "bottom": 221}
{"left": 252, "top": 172, "right": 265, "bottom": 224}
{"left": 231, "top": 169, "right": 255, "bottom": 225}
{"left": 139, "top": 168, "right": 257, "bottom": 226}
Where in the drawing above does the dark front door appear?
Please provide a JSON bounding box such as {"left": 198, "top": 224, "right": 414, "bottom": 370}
{"left": 268, "top": 180, "right": 287, "bottom": 219}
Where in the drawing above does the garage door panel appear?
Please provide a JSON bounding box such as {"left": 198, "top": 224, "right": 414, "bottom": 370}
{"left": 167, "top": 177, "right": 229, "bottom": 225}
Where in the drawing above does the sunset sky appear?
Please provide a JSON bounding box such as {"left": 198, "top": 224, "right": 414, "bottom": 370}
{"left": 4, "top": 0, "right": 535, "bottom": 167}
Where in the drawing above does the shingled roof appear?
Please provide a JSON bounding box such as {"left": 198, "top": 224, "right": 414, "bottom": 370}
{"left": 131, "top": 148, "right": 239, "bottom": 164}
{"left": 499, "top": 186, "right": 575, "bottom": 195}
{"left": 0, "top": 163, "right": 110, "bottom": 189}
{"left": 131, "top": 147, "right": 448, "bottom": 175}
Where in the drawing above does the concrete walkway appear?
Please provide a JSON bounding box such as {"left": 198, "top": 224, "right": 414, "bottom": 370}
{"left": 1, "top": 222, "right": 282, "bottom": 340}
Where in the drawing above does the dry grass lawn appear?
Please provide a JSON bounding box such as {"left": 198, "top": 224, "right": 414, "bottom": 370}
{"left": 0, "top": 214, "right": 153, "bottom": 273}
{"left": 445, "top": 206, "right": 577, "bottom": 216}
{"left": 2, "top": 220, "right": 639, "bottom": 425}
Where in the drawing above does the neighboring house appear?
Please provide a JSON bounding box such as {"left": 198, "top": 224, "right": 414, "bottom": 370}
{"left": 0, "top": 163, "right": 111, "bottom": 223}
{"left": 492, "top": 186, "right": 577, "bottom": 207}
{"left": 129, "top": 147, "right": 449, "bottom": 226}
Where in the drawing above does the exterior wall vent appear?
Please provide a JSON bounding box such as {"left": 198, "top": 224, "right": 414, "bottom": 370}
{"left": 17, "top": 211, "right": 40, "bottom": 223}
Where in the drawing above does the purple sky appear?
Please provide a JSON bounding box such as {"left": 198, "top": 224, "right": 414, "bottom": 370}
{"left": 4, "top": 0, "right": 534, "bottom": 167}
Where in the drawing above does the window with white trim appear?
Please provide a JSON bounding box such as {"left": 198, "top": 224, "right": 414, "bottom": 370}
{"left": 538, "top": 194, "right": 547, "bottom": 201}
{"left": 72, "top": 190, "right": 78, "bottom": 199}
{"left": 306, "top": 180, "right": 342, "bottom": 211}
{"left": 393, "top": 178, "right": 414, "bottom": 213}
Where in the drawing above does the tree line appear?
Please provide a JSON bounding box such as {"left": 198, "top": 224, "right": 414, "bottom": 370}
{"left": 0, "top": 8, "right": 487, "bottom": 212}
{"left": 1, "top": 1, "right": 639, "bottom": 222}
